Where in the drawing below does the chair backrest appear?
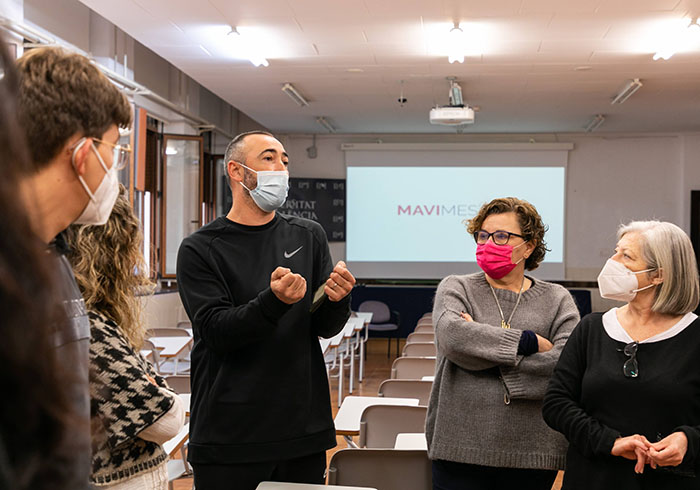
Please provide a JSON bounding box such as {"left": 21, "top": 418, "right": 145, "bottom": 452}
{"left": 420, "top": 312, "right": 432, "bottom": 320}
{"left": 416, "top": 317, "right": 433, "bottom": 326}
{"left": 142, "top": 339, "right": 161, "bottom": 366}
{"left": 391, "top": 357, "right": 436, "bottom": 379}
{"left": 406, "top": 332, "right": 434, "bottom": 344}
{"left": 402, "top": 342, "right": 436, "bottom": 357}
{"left": 359, "top": 405, "right": 427, "bottom": 448}
{"left": 328, "top": 448, "right": 432, "bottom": 490}
{"left": 147, "top": 327, "right": 191, "bottom": 337}
{"left": 165, "top": 375, "right": 191, "bottom": 394}
{"left": 414, "top": 325, "right": 434, "bottom": 334}
{"left": 378, "top": 379, "right": 433, "bottom": 406}
{"left": 359, "top": 300, "right": 391, "bottom": 324}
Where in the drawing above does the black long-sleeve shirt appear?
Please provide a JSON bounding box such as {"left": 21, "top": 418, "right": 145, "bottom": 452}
{"left": 543, "top": 312, "right": 700, "bottom": 489}
{"left": 176, "top": 214, "right": 350, "bottom": 464}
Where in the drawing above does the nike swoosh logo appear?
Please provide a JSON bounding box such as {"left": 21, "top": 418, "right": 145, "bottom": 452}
{"left": 284, "top": 246, "right": 303, "bottom": 259}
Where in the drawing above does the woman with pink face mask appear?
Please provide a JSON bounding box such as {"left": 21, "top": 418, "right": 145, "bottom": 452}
{"left": 426, "top": 197, "right": 580, "bottom": 490}
{"left": 543, "top": 221, "right": 700, "bottom": 490}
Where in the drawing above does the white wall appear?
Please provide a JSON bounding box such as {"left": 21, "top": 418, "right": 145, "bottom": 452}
{"left": 140, "top": 292, "right": 186, "bottom": 329}
{"left": 281, "top": 132, "right": 700, "bottom": 281}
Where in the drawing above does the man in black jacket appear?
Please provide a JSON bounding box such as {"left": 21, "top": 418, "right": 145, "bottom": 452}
{"left": 177, "top": 131, "right": 355, "bottom": 489}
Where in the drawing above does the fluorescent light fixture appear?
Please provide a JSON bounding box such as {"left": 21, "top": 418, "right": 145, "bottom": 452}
{"left": 227, "top": 27, "right": 269, "bottom": 67}
{"left": 316, "top": 116, "right": 336, "bottom": 133}
{"left": 447, "top": 24, "right": 465, "bottom": 63}
{"left": 282, "top": 83, "right": 309, "bottom": 107}
{"left": 611, "top": 78, "right": 642, "bottom": 105}
{"left": 584, "top": 114, "right": 605, "bottom": 132}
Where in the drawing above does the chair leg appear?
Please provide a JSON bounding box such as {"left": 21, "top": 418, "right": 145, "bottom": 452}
{"left": 386, "top": 336, "right": 391, "bottom": 358}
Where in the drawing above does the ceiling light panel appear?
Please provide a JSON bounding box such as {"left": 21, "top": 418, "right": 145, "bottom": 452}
{"left": 423, "top": 21, "right": 494, "bottom": 59}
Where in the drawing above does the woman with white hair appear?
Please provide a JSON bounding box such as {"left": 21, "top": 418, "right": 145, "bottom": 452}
{"left": 543, "top": 220, "right": 700, "bottom": 489}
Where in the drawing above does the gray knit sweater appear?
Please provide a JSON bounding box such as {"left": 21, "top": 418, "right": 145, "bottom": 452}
{"left": 426, "top": 272, "right": 580, "bottom": 470}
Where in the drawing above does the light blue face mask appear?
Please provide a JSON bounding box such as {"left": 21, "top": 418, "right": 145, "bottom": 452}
{"left": 238, "top": 163, "right": 289, "bottom": 212}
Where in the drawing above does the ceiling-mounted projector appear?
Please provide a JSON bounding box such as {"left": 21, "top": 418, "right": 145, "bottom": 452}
{"left": 430, "top": 77, "right": 475, "bottom": 126}
{"left": 430, "top": 106, "right": 475, "bottom": 125}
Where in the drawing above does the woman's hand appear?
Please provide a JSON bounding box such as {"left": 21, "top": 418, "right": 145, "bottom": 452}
{"left": 611, "top": 435, "right": 651, "bottom": 473}
{"left": 648, "top": 432, "right": 688, "bottom": 468}
{"left": 460, "top": 312, "right": 473, "bottom": 322}
{"left": 536, "top": 334, "right": 553, "bottom": 352}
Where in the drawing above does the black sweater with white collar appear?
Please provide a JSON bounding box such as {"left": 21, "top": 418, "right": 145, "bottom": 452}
{"left": 177, "top": 214, "right": 350, "bottom": 464}
{"left": 543, "top": 312, "right": 700, "bottom": 489}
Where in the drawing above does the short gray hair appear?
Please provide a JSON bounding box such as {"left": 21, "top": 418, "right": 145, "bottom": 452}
{"left": 618, "top": 220, "right": 700, "bottom": 315}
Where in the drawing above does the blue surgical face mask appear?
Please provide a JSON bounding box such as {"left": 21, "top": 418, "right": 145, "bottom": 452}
{"left": 238, "top": 163, "right": 289, "bottom": 212}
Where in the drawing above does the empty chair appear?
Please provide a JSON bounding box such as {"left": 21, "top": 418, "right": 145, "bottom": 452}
{"left": 142, "top": 339, "right": 162, "bottom": 369}
{"left": 402, "top": 342, "right": 436, "bottom": 357}
{"left": 359, "top": 300, "right": 401, "bottom": 358}
{"left": 391, "top": 357, "right": 436, "bottom": 380}
{"left": 164, "top": 375, "right": 190, "bottom": 394}
{"left": 379, "top": 379, "right": 433, "bottom": 405}
{"left": 406, "top": 332, "right": 434, "bottom": 344}
{"left": 359, "top": 405, "right": 427, "bottom": 448}
{"left": 416, "top": 317, "right": 433, "bottom": 327}
{"left": 414, "top": 325, "right": 434, "bottom": 334}
{"left": 328, "top": 448, "right": 432, "bottom": 490}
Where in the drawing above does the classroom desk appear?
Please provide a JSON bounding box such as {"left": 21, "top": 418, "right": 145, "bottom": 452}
{"left": 328, "top": 319, "right": 362, "bottom": 407}
{"left": 257, "top": 483, "right": 376, "bottom": 490}
{"left": 334, "top": 396, "right": 420, "bottom": 446}
{"left": 394, "top": 433, "right": 428, "bottom": 450}
{"left": 163, "top": 422, "right": 189, "bottom": 458}
{"left": 150, "top": 336, "right": 192, "bottom": 358}
{"left": 319, "top": 337, "right": 332, "bottom": 355}
{"left": 353, "top": 312, "right": 373, "bottom": 383}
{"left": 345, "top": 317, "right": 365, "bottom": 395}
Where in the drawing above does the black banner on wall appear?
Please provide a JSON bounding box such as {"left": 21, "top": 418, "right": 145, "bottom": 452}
{"left": 278, "top": 178, "right": 346, "bottom": 242}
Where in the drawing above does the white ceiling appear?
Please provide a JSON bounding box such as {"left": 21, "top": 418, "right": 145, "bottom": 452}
{"left": 79, "top": 0, "right": 700, "bottom": 134}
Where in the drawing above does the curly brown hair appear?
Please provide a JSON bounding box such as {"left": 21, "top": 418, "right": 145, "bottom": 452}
{"left": 65, "top": 186, "right": 154, "bottom": 350}
{"left": 466, "top": 197, "right": 549, "bottom": 270}
{"left": 16, "top": 46, "right": 132, "bottom": 171}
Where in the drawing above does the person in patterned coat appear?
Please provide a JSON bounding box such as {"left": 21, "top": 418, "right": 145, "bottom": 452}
{"left": 65, "top": 187, "right": 186, "bottom": 489}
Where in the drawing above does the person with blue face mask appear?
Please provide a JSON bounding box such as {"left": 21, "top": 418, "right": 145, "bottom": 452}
{"left": 176, "top": 131, "right": 356, "bottom": 490}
